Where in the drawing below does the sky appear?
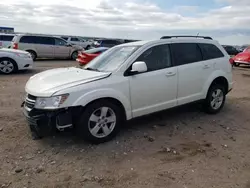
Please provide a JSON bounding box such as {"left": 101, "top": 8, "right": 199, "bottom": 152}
{"left": 1, "top": 0, "right": 250, "bottom": 45}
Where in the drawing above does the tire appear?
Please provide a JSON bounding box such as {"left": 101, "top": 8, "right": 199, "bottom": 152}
{"left": 85, "top": 45, "right": 90, "bottom": 50}
{"left": 76, "top": 100, "right": 123, "bottom": 144}
{"left": 71, "top": 51, "right": 78, "bottom": 60}
{"left": 26, "top": 50, "right": 37, "bottom": 61}
{"left": 203, "top": 84, "right": 226, "bottom": 114}
{"left": 0, "top": 58, "right": 18, "bottom": 74}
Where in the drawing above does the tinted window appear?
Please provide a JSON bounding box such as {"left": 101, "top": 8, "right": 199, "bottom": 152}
{"left": 36, "top": 37, "right": 54, "bottom": 45}
{"left": 61, "top": 37, "right": 68, "bottom": 41}
{"left": 55, "top": 38, "right": 67, "bottom": 46}
{"left": 171, "top": 43, "right": 202, "bottom": 65}
{"left": 199, "top": 43, "right": 224, "bottom": 60}
{"left": 20, "top": 36, "right": 35, "bottom": 43}
{"left": 0, "top": 35, "right": 14, "bottom": 41}
{"left": 135, "top": 44, "right": 171, "bottom": 72}
{"left": 19, "top": 36, "right": 54, "bottom": 45}
{"left": 71, "top": 38, "right": 79, "bottom": 42}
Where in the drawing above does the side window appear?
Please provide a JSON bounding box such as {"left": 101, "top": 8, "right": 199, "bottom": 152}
{"left": 37, "top": 37, "right": 54, "bottom": 45}
{"left": 171, "top": 43, "right": 202, "bottom": 66}
{"left": 135, "top": 44, "right": 171, "bottom": 72}
{"left": 71, "top": 38, "right": 79, "bottom": 42}
{"left": 55, "top": 38, "right": 67, "bottom": 46}
{"left": 199, "top": 43, "right": 224, "bottom": 60}
{"left": 61, "top": 37, "right": 68, "bottom": 41}
{"left": 20, "top": 36, "right": 34, "bottom": 43}
{"left": 1, "top": 35, "right": 14, "bottom": 41}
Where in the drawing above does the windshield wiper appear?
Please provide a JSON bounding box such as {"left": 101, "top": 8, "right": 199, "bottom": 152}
{"left": 85, "top": 67, "right": 100, "bottom": 72}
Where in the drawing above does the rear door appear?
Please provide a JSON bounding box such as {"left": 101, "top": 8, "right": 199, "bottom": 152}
{"left": 35, "top": 36, "right": 54, "bottom": 58}
{"left": 54, "top": 38, "right": 71, "bottom": 58}
{"left": 171, "top": 43, "right": 204, "bottom": 105}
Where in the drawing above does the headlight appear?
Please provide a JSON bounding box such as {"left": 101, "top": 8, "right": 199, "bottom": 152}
{"left": 16, "top": 53, "right": 31, "bottom": 59}
{"left": 35, "top": 94, "right": 69, "bottom": 109}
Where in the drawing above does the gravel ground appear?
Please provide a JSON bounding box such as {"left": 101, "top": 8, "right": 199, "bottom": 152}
{"left": 0, "top": 60, "right": 250, "bottom": 188}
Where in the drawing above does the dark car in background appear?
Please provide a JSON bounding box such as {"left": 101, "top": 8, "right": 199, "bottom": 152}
{"left": 93, "top": 39, "right": 123, "bottom": 48}
{"left": 222, "top": 45, "right": 239, "bottom": 56}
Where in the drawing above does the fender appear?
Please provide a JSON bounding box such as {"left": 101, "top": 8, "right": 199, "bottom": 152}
{"left": 72, "top": 88, "right": 132, "bottom": 120}
{"left": 202, "top": 70, "right": 229, "bottom": 98}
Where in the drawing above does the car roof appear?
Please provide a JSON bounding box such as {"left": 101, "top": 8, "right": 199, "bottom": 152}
{"left": 0, "top": 33, "right": 15, "bottom": 36}
{"left": 120, "top": 38, "right": 220, "bottom": 47}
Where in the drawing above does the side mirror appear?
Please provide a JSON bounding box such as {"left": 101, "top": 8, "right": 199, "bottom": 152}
{"left": 130, "top": 61, "right": 147, "bottom": 75}
{"left": 66, "top": 43, "right": 72, "bottom": 47}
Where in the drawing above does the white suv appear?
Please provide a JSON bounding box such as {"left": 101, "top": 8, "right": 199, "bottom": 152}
{"left": 22, "top": 36, "right": 233, "bottom": 143}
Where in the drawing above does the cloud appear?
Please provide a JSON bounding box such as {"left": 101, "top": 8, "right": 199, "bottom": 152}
{"left": 0, "top": 0, "right": 250, "bottom": 44}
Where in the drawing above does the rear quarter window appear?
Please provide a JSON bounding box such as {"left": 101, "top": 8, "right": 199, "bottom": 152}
{"left": 199, "top": 43, "right": 224, "bottom": 60}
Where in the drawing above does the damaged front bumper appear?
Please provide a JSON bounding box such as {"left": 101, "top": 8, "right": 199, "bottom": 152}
{"left": 21, "top": 102, "right": 78, "bottom": 139}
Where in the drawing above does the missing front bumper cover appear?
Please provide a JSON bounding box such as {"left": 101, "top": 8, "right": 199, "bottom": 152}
{"left": 22, "top": 107, "right": 75, "bottom": 139}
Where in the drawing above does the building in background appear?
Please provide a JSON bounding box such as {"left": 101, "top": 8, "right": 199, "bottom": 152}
{"left": 0, "top": 27, "right": 14, "bottom": 34}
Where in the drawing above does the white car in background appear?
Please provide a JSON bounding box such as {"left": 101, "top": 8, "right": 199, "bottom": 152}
{"left": 0, "top": 34, "right": 15, "bottom": 48}
{"left": 61, "top": 36, "right": 93, "bottom": 50}
{"left": 0, "top": 48, "right": 33, "bottom": 74}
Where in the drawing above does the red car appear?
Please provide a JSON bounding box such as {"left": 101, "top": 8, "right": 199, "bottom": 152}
{"left": 76, "top": 47, "right": 109, "bottom": 66}
{"left": 232, "top": 47, "right": 250, "bottom": 66}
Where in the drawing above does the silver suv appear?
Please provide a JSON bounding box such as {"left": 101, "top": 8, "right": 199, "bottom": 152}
{"left": 11, "top": 34, "right": 83, "bottom": 60}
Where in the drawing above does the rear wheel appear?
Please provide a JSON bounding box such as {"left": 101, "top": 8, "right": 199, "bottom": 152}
{"left": 0, "top": 58, "right": 17, "bottom": 74}
{"left": 76, "top": 100, "right": 123, "bottom": 144}
{"left": 26, "top": 50, "right": 37, "bottom": 61}
{"left": 203, "top": 84, "right": 226, "bottom": 114}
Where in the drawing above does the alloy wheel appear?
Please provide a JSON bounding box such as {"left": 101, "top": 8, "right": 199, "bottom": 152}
{"left": 0, "top": 60, "right": 14, "bottom": 74}
{"left": 210, "top": 89, "right": 224, "bottom": 110}
{"left": 88, "top": 107, "right": 116, "bottom": 138}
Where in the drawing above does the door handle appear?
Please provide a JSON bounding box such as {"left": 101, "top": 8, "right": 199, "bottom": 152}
{"left": 203, "top": 64, "right": 210, "bottom": 69}
{"left": 165, "top": 72, "right": 176, "bottom": 77}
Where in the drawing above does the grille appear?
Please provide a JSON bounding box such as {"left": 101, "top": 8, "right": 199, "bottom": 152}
{"left": 25, "top": 94, "right": 36, "bottom": 111}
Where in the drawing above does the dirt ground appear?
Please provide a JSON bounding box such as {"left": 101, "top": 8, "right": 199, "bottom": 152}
{"left": 0, "top": 60, "right": 250, "bottom": 188}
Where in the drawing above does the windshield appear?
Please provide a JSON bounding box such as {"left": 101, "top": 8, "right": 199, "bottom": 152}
{"left": 84, "top": 45, "right": 140, "bottom": 72}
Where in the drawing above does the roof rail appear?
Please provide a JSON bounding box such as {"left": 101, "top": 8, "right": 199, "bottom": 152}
{"left": 160, "top": 36, "right": 213, "bottom": 40}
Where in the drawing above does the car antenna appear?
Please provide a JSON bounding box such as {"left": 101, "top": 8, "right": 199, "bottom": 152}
{"left": 196, "top": 32, "right": 200, "bottom": 38}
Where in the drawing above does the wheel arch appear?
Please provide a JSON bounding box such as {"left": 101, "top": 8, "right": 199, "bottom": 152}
{"left": 25, "top": 50, "right": 37, "bottom": 58}
{"left": 0, "top": 57, "right": 18, "bottom": 70}
{"left": 82, "top": 97, "right": 127, "bottom": 121}
{"left": 203, "top": 73, "right": 229, "bottom": 98}
{"left": 72, "top": 90, "right": 132, "bottom": 120}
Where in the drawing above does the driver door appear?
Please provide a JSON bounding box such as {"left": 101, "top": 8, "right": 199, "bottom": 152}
{"left": 128, "top": 44, "right": 178, "bottom": 118}
{"left": 53, "top": 38, "right": 71, "bottom": 58}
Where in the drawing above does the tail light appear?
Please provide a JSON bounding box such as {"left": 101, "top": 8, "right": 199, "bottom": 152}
{"left": 229, "top": 57, "right": 234, "bottom": 64}
{"left": 13, "top": 43, "right": 18, "bottom": 49}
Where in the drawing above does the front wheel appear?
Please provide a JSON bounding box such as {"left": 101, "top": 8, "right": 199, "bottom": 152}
{"left": 71, "top": 51, "right": 78, "bottom": 60}
{"left": 76, "top": 100, "right": 123, "bottom": 144}
{"left": 203, "top": 84, "right": 226, "bottom": 114}
{"left": 0, "top": 58, "right": 17, "bottom": 74}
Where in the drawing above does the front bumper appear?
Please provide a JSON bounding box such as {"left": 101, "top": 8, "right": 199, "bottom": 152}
{"left": 18, "top": 58, "right": 33, "bottom": 70}
{"left": 21, "top": 102, "right": 76, "bottom": 139}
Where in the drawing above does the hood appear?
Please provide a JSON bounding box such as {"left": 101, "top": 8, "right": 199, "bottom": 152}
{"left": 25, "top": 67, "right": 111, "bottom": 97}
{"left": 0, "top": 48, "right": 29, "bottom": 54}
{"left": 233, "top": 52, "right": 250, "bottom": 61}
